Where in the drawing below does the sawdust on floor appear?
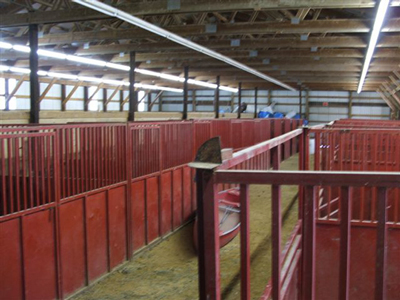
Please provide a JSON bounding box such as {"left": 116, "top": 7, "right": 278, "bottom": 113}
{"left": 73, "top": 155, "right": 301, "bottom": 300}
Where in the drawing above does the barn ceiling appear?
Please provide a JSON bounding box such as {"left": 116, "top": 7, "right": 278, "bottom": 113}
{"left": 0, "top": 0, "right": 400, "bottom": 94}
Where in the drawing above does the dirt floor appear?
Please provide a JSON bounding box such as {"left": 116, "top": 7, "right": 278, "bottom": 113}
{"left": 73, "top": 155, "right": 301, "bottom": 300}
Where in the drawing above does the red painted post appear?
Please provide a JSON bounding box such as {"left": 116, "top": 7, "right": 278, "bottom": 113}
{"left": 375, "top": 187, "right": 388, "bottom": 300}
{"left": 240, "top": 184, "right": 250, "bottom": 300}
{"left": 339, "top": 186, "right": 352, "bottom": 300}
{"left": 302, "top": 185, "right": 316, "bottom": 300}
{"left": 271, "top": 144, "right": 282, "bottom": 300}
{"left": 196, "top": 168, "right": 220, "bottom": 300}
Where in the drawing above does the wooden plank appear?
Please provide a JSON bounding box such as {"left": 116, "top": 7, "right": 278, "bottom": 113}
{"left": 38, "top": 78, "right": 57, "bottom": 103}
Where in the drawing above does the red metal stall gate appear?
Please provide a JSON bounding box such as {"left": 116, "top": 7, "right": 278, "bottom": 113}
{"left": 0, "top": 118, "right": 301, "bottom": 300}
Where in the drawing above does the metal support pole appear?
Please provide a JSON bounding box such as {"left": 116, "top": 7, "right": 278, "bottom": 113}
{"left": 299, "top": 86, "right": 302, "bottom": 118}
{"left": 196, "top": 168, "right": 220, "bottom": 300}
{"left": 254, "top": 87, "right": 258, "bottom": 118}
{"left": 215, "top": 76, "right": 220, "bottom": 119}
{"left": 83, "top": 86, "right": 89, "bottom": 111}
{"left": 147, "top": 93, "right": 151, "bottom": 112}
{"left": 29, "top": 24, "right": 40, "bottom": 123}
{"left": 4, "top": 78, "right": 9, "bottom": 111}
{"left": 128, "top": 51, "right": 137, "bottom": 121}
{"left": 61, "top": 84, "right": 66, "bottom": 111}
{"left": 103, "top": 88, "right": 107, "bottom": 112}
{"left": 237, "top": 82, "right": 242, "bottom": 119}
{"left": 183, "top": 66, "right": 189, "bottom": 120}
{"left": 119, "top": 89, "right": 124, "bottom": 112}
{"left": 348, "top": 91, "right": 353, "bottom": 119}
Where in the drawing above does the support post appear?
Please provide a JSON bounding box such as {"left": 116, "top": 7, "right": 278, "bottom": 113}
{"left": 61, "top": 84, "right": 66, "bottom": 111}
{"left": 339, "top": 187, "right": 352, "bottom": 300}
{"left": 237, "top": 82, "right": 242, "bottom": 119}
{"left": 299, "top": 86, "right": 302, "bottom": 118}
{"left": 348, "top": 91, "right": 353, "bottom": 118}
{"left": 271, "top": 144, "right": 282, "bottom": 300}
{"left": 147, "top": 93, "right": 151, "bottom": 112}
{"left": 128, "top": 51, "right": 137, "bottom": 121}
{"left": 83, "top": 86, "right": 89, "bottom": 111}
{"left": 183, "top": 66, "right": 189, "bottom": 120}
{"left": 192, "top": 90, "right": 197, "bottom": 112}
{"left": 29, "top": 24, "right": 39, "bottom": 123}
{"left": 196, "top": 168, "right": 220, "bottom": 300}
{"left": 254, "top": 87, "right": 258, "bottom": 118}
{"left": 305, "top": 90, "right": 310, "bottom": 120}
{"left": 119, "top": 89, "right": 124, "bottom": 112}
{"left": 267, "top": 89, "right": 272, "bottom": 105}
{"left": 4, "top": 78, "right": 9, "bottom": 110}
{"left": 103, "top": 88, "right": 107, "bottom": 112}
{"left": 375, "top": 187, "right": 388, "bottom": 300}
{"left": 215, "top": 76, "right": 220, "bottom": 119}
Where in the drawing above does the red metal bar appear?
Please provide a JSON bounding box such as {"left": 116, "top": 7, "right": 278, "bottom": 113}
{"left": 339, "top": 186, "right": 352, "bottom": 300}
{"left": 302, "top": 186, "right": 316, "bottom": 300}
{"left": 196, "top": 168, "right": 220, "bottom": 300}
{"left": 271, "top": 144, "right": 282, "bottom": 300}
{"left": 375, "top": 187, "right": 388, "bottom": 300}
{"left": 240, "top": 184, "right": 250, "bottom": 300}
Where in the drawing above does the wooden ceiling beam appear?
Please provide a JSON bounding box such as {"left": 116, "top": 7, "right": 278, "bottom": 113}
{"left": 75, "top": 35, "right": 400, "bottom": 55}
{"left": 2, "top": 0, "right": 398, "bottom": 27}
{"left": 14, "top": 18, "right": 400, "bottom": 45}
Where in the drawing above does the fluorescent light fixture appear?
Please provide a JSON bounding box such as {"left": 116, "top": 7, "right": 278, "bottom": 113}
{"left": 357, "top": 0, "right": 390, "bottom": 94}
{"left": 37, "top": 49, "right": 67, "bottom": 60}
{"left": 72, "top": 0, "right": 296, "bottom": 91}
{"left": 187, "top": 79, "right": 217, "bottom": 89}
{"left": 0, "top": 65, "right": 10, "bottom": 71}
{"left": 135, "top": 83, "right": 183, "bottom": 93}
{"left": 105, "top": 62, "right": 130, "bottom": 71}
{"left": 66, "top": 55, "right": 107, "bottom": 67}
{"left": 5, "top": 40, "right": 239, "bottom": 92}
{"left": 13, "top": 45, "right": 31, "bottom": 53}
{"left": 219, "top": 86, "right": 239, "bottom": 93}
{"left": 2, "top": 65, "right": 183, "bottom": 93}
{"left": 135, "top": 68, "right": 184, "bottom": 82}
{"left": 37, "top": 70, "right": 48, "bottom": 76}
{"left": 47, "top": 72, "right": 78, "bottom": 80}
{"left": 0, "top": 42, "right": 13, "bottom": 49}
{"left": 10, "top": 67, "right": 30, "bottom": 74}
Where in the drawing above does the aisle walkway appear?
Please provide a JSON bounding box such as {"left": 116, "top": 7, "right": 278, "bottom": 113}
{"left": 73, "top": 155, "right": 301, "bottom": 300}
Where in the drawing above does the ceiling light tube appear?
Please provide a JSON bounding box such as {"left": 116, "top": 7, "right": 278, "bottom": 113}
{"left": 37, "top": 49, "right": 67, "bottom": 60}
{"left": 1, "top": 65, "right": 182, "bottom": 93}
{"left": 357, "top": 0, "right": 390, "bottom": 93}
{"left": 66, "top": 55, "right": 107, "bottom": 67}
{"left": 5, "top": 41, "right": 238, "bottom": 93}
{"left": 0, "top": 42, "right": 13, "bottom": 49}
{"left": 72, "top": 0, "right": 296, "bottom": 91}
{"left": 12, "top": 45, "right": 31, "bottom": 53}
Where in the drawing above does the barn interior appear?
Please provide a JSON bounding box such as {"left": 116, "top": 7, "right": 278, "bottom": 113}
{"left": 0, "top": 1, "right": 399, "bottom": 300}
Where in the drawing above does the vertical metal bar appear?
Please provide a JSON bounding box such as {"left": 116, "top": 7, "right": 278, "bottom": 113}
{"left": 29, "top": 24, "right": 40, "bottom": 123}
{"left": 61, "top": 84, "right": 66, "bottom": 111}
{"left": 40, "top": 135, "right": 46, "bottom": 204}
{"left": 339, "top": 186, "right": 352, "bottom": 300}
{"left": 183, "top": 66, "right": 189, "bottom": 120}
{"left": 302, "top": 185, "right": 316, "bottom": 300}
{"left": 128, "top": 51, "right": 137, "bottom": 122}
{"left": 15, "top": 138, "right": 20, "bottom": 212}
{"left": 8, "top": 138, "right": 14, "bottom": 212}
{"left": 83, "top": 86, "right": 89, "bottom": 111}
{"left": 21, "top": 137, "right": 27, "bottom": 210}
{"left": 271, "top": 144, "right": 281, "bottom": 300}
{"left": 375, "top": 187, "right": 388, "bottom": 300}
{"left": 240, "top": 184, "right": 250, "bottom": 300}
{"left": 28, "top": 138, "right": 34, "bottom": 208}
{"left": 0, "top": 139, "right": 6, "bottom": 214}
{"left": 103, "top": 88, "right": 108, "bottom": 112}
{"left": 196, "top": 169, "right": 220, "bottom": 300}
{"left": 253, "top": 87, "right": 258, "bottom": 119}
{"left": 46, "top": 135, "right": 51, "bottom": 203}
{"left": 215, "top": 76, "right": 220, "bottom": 119}
{"left": 237, "top": 83, "right": 242, "bottom": 119}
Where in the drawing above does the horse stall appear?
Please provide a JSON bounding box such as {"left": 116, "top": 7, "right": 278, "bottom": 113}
{"left": 195, "top": 119, "right": 399, "bottom": 300}
{"left": 0, "top": 118, "right": 302, "bottom": 300}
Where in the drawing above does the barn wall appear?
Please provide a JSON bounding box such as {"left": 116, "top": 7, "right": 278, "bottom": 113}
{"left": 0, "top": 78, "right": 391, "bottom": 124}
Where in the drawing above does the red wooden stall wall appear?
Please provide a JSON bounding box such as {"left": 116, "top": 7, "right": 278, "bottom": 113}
{"left": 0, "top": 118, "right": 301, "bottom": 300}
